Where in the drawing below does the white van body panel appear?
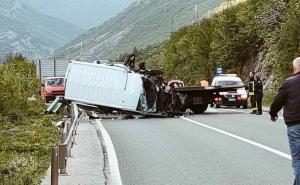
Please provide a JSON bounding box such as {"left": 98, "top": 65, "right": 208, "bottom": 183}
{"left": 64, "top": 61, "right": 143, "bottom": 111}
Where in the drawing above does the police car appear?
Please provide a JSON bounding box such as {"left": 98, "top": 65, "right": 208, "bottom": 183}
{"left": 211, "top": 74, "right": 248, "bottom": 109}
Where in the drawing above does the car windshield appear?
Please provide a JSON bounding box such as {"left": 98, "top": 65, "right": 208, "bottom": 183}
{"left": 217, "top": 80, "right": 243, "bottom": 86}
{"left": 46, "top": 78, "right": 64, "bottom": 86}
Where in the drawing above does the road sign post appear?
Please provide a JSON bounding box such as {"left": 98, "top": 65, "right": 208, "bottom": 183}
{"left": 216, "top": 67, "right": 223, "bottom": 76}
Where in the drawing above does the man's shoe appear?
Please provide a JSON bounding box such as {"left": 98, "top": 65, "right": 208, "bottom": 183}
{"left": 256, "top": 112, "right": 262, "bottom": 115}
{"left": 250, "top": 111, "right": 256, "bottom": 114}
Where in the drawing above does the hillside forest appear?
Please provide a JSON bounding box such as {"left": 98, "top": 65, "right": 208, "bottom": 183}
{"left": 137, "top": 0, "right": 300, "bottom": 97}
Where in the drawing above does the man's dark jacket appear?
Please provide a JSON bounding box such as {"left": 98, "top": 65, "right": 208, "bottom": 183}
{"left": 255, "top": 80, "right": 263, "bottom": 96}
{"left": 270, "top": 72, "right": 300, "bottom": 126}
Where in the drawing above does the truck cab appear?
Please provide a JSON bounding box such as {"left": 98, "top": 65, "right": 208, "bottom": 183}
{"left": 41, "top": 77, "right": 65, "bottom": 102}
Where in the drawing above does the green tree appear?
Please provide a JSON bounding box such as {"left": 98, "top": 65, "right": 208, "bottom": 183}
{"left": 0, "top": 54, "right": 43, "bottom": 122}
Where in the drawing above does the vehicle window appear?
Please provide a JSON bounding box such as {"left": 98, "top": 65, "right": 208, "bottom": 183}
{"left": 217, "top": 80, "right": 243, "bottom": 86}
{"left": 46, "top": 78, "right": 64, "bottom": 86}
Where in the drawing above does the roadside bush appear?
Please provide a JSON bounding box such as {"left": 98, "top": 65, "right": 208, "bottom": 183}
{"left": 0, "top": 53, "right": 44, "bottom": 122}
{"left": 0, "top": 54, "right": 60, "bottom": 184}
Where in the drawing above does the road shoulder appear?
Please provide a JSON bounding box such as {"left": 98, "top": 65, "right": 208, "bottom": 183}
{"left": 41, "top": 119, "right": 107, "bottom": 185}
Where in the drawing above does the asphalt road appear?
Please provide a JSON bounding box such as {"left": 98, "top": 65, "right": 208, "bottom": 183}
{"left": 102, "top": 108, "right": 294, "bottom": 185}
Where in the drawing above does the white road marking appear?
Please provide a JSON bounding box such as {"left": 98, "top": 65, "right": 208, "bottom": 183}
{"left": 213, "top": 108, "right": 284, "bottom": 120}
{"left": 95, "top": 117, "right": 123, "bottom": 185}
{"left": 180, "top": 116, "right": 291, "bottom": 160}
{"left": 207, "top": 107, "right": 217, "bottom": 112}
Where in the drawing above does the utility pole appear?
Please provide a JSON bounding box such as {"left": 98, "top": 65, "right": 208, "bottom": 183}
{"left": 194, "top": 4, "right": 199, "bottom": 22}
{"left": 80, "top": 39, "right": 83, "bottom": 61}
{"left": 50, "top": 45, "right": 54, "bottom": 59}
{"left": 171, "top": 16, "right": 174, "bottom": 33}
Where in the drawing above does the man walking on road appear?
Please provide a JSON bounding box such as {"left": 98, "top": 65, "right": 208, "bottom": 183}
{"left": 255, "top": 75, "right": 263, "bottom": 115}
{"left": 248, "top": 71, "right": 257, "bottom": 114}
{"left": 270, "top": 57, "right": 300, "bottom": 185}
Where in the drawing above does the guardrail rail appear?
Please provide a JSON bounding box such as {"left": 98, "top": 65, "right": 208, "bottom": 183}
{"left": 50, "top": 102, "right": 83, "bottom": 185}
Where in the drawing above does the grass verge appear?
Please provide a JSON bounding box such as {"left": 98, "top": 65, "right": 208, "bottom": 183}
{"left": 0, "top": 114, "right": 60, "bottom": 185}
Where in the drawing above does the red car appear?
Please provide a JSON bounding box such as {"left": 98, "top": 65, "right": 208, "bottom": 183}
{"left": 41, "top": 77, "right": 65, "bottom": 102}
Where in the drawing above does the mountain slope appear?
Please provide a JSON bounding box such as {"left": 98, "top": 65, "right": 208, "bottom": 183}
{"left": 55, "top": 0, "right": 223, "bottom": 61}
{"left": 0, "top": 0, "right": 83, "bottom": 59}
{"left": 21, "top": 0, "right": 131, "bottom": 29}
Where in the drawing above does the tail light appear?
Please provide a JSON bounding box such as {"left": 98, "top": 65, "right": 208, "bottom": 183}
{"left": 214, "top": 97, "right": 222, "bottom": 102}
{"left": 241, "top": 94, "right": 248, "bottom": 99}
{"left": 237, "top": 96, "right": 241, "bottom": 101}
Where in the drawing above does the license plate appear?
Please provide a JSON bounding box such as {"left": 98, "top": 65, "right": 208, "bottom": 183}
{"left": 228, "top": 98, "right": 236, "bottom": 102}
{"left": 193, "top": 97, "right": 203, "bottom": 104}
{"left": 228, "top": 92, "right": 237, "bottom": 96}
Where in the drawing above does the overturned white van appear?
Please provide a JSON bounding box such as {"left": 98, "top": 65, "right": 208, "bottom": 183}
{"left": 64, "top": 61, "right": 145, "bottom": 112}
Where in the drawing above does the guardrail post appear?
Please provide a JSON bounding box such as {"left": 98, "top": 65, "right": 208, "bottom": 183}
{"left": 71, "top": 129, "right": 75, "bottom": 147}
{"left": 59, "top": 144, "right": 67, "bottom": 175}
{"left": 71, "top": 103, "right": 75, "bottom": 124}
{"left": 66, "top": 119, "right": 71, "bottom": 135}
{"left": 68, "top": 145, "right": 72, "bottom": 158}
{"left": 51, "top": 147, "right": 59, "bottom": 185}
{"left": 61, "top": 129, "right": 67, "bottom": 144}
{"left": 61, "top": 120, "right": 69, "bottom": 144}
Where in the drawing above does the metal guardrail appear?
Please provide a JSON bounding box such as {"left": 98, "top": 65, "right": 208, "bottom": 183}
{"left": 50, "top": 102, "right": 82, "bottom": 185}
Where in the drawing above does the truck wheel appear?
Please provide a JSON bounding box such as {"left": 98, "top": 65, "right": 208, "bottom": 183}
{"left": 191, "top": 104, "right": 208, "bottom": 114}
{"left": 167, "top": 112, "right": 176, "bottom": 118}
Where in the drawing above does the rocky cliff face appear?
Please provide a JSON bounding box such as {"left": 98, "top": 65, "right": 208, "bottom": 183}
{"left": 241, "top": 47, "right": 274, "bottom": 90}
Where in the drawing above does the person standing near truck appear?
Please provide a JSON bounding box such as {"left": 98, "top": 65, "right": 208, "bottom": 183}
{"left": 254, "top": 75, "right": 263, "bottom": 115}
{"left": 123, "top": 54, "right": 136, "bottom": 69}
{"left": 248, "top": 71, "right": 257, "bottom": 114}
